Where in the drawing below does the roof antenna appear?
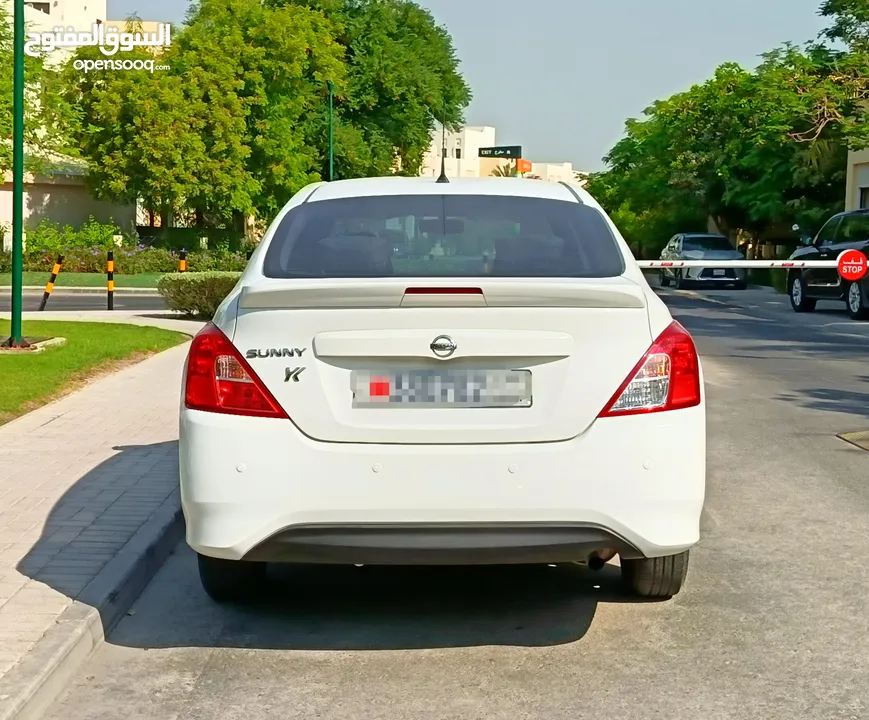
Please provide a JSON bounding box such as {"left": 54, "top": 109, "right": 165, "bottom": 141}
{"left": 436, "top": 111, "right": 449, "bottom": 184}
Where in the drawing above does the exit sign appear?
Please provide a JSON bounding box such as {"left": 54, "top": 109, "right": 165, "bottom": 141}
{"left": 479, "top": 146, "right": 522, "bottom": 159}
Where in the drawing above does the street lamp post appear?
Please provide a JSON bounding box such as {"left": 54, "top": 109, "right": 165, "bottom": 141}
{"left": 327, "top": 81, "right": 334, "bottom": 182}
{"left": 5, "top": 0, "right": 25, "bottom": 347}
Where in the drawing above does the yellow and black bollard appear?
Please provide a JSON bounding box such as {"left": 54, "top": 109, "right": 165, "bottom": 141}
{"left": 107, "top": 250, "right": 114, "bottom": 311}
{"left": 38, "top": 254, "right": 64, "bottom": 311}
{"left": 179, "top": 249, "right": 187, "bottom": 273}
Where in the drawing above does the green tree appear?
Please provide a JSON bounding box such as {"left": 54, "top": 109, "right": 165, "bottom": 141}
{"left": 66, "top": 2, "right": 347, "bottom": 225}
{"left": 61, "top": 18, "right": 211, "bottom": 226}
{"left": 0, "top": 7, "right": 80, "bottom": 173}
{"left": 174, "top": 0, "right": 348, "bottom": 221}
{"left": 66, "top": 0, "right": 471, "bottom": 227}
{"left": 272, "top": 0, "right": 472, "bottom": 178}
{"left": 590, "top": 41, "right": 861, "bottom": 255}
{"left": 490, "top": 163, "right": 516, "bottom": 177}
{"left": 820, "top": 0, "right": 869, "bottom": 48}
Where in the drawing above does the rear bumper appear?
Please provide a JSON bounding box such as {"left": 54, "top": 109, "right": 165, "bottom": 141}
{"left": 179, "top": 406, "right": 706, "bottom": 564}
{"left": 242, "top": 523, "right": 642, "bottom": 565}
{"left": 683, "top": 268, "right": 747, "bottom": 283}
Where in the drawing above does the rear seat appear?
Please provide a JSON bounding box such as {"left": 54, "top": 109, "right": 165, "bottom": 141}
{"left": 304, "top": 234, "right": 393, "bottom": 276}
{"left": 493, "top": 235, "right": 567, "bottom": 275}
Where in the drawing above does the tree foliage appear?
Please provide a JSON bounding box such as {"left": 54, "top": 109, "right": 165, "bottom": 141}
{"left": 62, "top": 0, "right": 470, "bottom": 227}
{"left": 0, "top": 7, "right": 80, "bottom": 173}
{"left": 820, "top": 0, "right": 869, "bottom": 48}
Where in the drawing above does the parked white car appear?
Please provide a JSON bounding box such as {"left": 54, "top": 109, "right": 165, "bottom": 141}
{"left": 179, "top": 176, "right": 706, "bottom": 603}
{"left": 659, "top": 233, "right": 748, "bottom": 289}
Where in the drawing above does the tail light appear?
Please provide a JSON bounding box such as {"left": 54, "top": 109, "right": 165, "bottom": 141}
{"left": 598, "top": 321, "right": 700, "bottom": 417}
{"left": 184, "top": 323, "right": 288, "bottom": 419}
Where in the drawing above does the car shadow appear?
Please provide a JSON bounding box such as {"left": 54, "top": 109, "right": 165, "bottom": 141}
{"left": 107, "top": 545, "right": 654, "bottom": 652}
{"left": 13, "top": 440, "right": 654, "bottom": 653}
{"left": 13, "top": 441, "right": 182, "bottom": 633}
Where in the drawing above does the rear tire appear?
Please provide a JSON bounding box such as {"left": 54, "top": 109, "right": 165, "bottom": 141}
{"left": 659, "top": 271, "right": 671, "bottom": 287}
{"left": 846, "top": 281, "right": 869, "bottom": 320}
{"left": 197, "top": 553, "right": 267, "bottom": 603}
{"left": 733, "top": 282, "right": 747, "bottom": 290}
{"left": 621, "top": 551, "right": 689, "bottom": 599}
{"left": 788, "top": 273, "right": 816, "bottom": 313}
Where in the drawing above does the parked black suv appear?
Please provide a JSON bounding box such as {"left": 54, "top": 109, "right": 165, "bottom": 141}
{"left": 788, "top": 209, "right": 869, "bottom": 320}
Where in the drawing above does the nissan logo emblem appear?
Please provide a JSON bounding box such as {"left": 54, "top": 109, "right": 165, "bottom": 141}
{"left": 430, "top": 335, "right": 457, "bottom": 358}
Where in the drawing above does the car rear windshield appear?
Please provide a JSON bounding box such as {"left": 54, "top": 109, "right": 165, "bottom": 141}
{"left": 683, "top": 236, "right": 734, "bottom": 252}
{"left": 261, "top": 194, "right": 625, "bottom": 278}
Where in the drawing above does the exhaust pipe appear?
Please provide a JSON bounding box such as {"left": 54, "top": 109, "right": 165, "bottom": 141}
{"left": 587, "top": 549, "right": 617, "bottom": 570}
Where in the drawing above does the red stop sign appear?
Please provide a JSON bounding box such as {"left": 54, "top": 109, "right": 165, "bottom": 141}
{"left": 838, "top": 249, "right": 868, "bottom": 281}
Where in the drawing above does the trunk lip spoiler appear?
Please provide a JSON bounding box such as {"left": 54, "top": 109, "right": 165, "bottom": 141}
{"left": 238, "top": 277, "right": 647, "bottom": 309}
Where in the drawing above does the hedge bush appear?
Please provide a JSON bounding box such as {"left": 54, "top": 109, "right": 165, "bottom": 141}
{"left": 26, "top": 216, "right": 132, "bottom": 253}
{"left": 157, "top": 272, "right": 242, "bottom": 317}
{"left": 7, "top": 245, "right": 250, "bottom": 274}
{"left": 5, "top": 217, "right": 253, "bottom": 275}
{"left": 137, "top": 227, "right": 246, "bottom": 252}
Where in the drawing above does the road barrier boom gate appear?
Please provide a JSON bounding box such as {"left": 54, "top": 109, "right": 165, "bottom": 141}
{"left": 636, "top": 248, "right": 869, "bottom": 281}
{"left": 637, "top": 260, "right": 838, "bottom": 269}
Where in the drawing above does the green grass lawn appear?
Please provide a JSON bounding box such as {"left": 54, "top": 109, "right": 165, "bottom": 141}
{"left": 0, "top": 272, "right": 167, "bottom": 288}
{"left": 0, "top": 320, "right": 188, "bottom": 424}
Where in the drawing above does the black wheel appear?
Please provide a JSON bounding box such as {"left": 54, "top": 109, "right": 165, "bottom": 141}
{"left": 621, "top": 551, "right": 689, "bottom": 598}
{"left": 659, "top": 271, "right": 671, "bottom": 287}
{"left": 788, "top": 273, "right": 816, "bottom": 313}
{"left": 674, "top": 270, "right": 686, "bottom": 290}
{"left": 846, "top": 281, "right": 869, "bottom": 320}
{"left": 733, "top": 282, "right": 747, "bottom": 290}
{"left": 197, "top": 553, "right": 267, "bottom": 603}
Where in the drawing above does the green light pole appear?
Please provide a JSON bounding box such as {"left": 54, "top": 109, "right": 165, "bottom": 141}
{"left": 6, "top": 0, "right": 25, "bottom": 347}
{"left": 327, "top": 81, "right": 334, "bottom": 181}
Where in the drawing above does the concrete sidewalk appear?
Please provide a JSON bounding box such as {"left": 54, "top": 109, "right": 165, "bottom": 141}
{"left": 1, "top": 287, "right": 160, "bottom": 295}
{"left": 0, "top": 310, "right": 193, "bottom": 332}
{"left": 0, "top": 315, "right": 203, "bottom": 720}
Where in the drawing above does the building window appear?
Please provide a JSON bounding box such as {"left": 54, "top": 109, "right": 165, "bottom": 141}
{"left": 455, "top": 149, "right": 462, "bottom": 160}
{"left": 861, "top": 187, "right": 869, "bottom": 209}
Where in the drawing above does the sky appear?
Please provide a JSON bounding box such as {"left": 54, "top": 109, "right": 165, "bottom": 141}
{"left": 108, "top": 0, "right": 832, "bottom": 171}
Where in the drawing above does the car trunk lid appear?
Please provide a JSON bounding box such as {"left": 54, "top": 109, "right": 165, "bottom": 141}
{"left": 231, "top": 278, "right": 652, "bottom": 444}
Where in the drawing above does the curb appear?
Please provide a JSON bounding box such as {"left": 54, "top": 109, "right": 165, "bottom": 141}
{"left": 0, "top": 490, "right": 184, "bottom": 720}
{"left": 1, "top": 286, "right": 160, "bottom": 296}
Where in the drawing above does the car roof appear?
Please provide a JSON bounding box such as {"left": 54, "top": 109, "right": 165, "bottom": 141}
{"left": 306, "top": 176, "right": 587, "bottom": 203}
{"left": 681, "top": 233, "right": 728, "bottom": 239}
{"left": 833, "top": 209, "right": 869, "bottom": 219}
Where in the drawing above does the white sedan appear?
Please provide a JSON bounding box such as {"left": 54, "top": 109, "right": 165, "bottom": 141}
{"left": 179, "top": 176, "right": 706, "bottom": 603}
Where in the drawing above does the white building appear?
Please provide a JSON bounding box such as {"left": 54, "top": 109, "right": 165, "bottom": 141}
{"left": 3, "top": 0, "right": 109, "bottom": 65}
{"left": 420, "top": 125, "right": 497, "bottom": 178}
{"left": 419, "top": 126, "right": 586, "bottom": 184}
{"left": 20, "top": 0, "right": 107, "bottom": 29}
{"left": 529, "top": 162, "right": 579, "bottom": 183}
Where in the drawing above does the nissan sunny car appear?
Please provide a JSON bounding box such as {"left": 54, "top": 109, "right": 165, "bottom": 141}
{"left": 178, "top": 176, "right": 706, "bottom": 603}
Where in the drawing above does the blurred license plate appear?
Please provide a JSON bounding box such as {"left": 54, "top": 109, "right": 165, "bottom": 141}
{"left": 352, "top": 369, "right": 532, "bottom": 408}
{"left": 713, "top": 269, "right": 726, "bottom": 276}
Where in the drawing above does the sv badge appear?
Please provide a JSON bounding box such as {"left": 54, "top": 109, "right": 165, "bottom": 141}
{"left": 285, "top": 367, "right": 306, "bottom": 383}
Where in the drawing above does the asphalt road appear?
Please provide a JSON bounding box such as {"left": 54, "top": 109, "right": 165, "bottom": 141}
{"left": 0, "top": 292, "right": 167, "bottom": 312}
{"left": 44, "top": 285, "right": 869, "bottom": 720}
